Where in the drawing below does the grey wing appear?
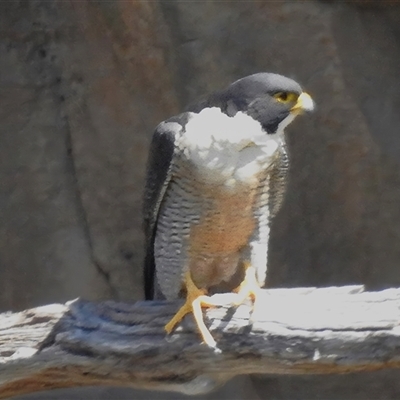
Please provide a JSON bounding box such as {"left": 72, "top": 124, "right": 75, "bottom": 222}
{"left": 251, "top": 138, "right": 289, "bottom": 287}
{"left": 143, "top": 120, "right": 182, "bottom": 300}
{"left": 268, "top": 136, "right": 289, "bottom": 218}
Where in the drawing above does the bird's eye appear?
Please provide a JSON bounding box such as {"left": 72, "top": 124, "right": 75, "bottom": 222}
{"left": 273, "top": 92, "right": 299, "bottom": 104}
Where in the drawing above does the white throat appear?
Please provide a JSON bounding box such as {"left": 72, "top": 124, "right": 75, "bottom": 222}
{"left": 178, "top": 108, "right": 285, "bottom": 185}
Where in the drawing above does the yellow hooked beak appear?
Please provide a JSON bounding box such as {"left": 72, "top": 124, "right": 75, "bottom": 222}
{"left": 291, "top": 92, "right": 314, "bottom": 114}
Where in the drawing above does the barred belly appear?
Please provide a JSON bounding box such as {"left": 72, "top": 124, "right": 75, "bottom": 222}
{"left": 155, "top": 151, "right": 269, "bottom": 299}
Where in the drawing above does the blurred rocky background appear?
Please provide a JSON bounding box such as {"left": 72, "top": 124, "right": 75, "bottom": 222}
{"left": 2, "top": 1, "right": 400, "bottom": 399}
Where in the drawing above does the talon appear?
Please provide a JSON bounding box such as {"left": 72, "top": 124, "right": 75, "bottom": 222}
{"left": 233, "top": 262, "right": 262, "bottom": 306}
{"left": 165, "top": 271, "right": 218, "bottom": 348}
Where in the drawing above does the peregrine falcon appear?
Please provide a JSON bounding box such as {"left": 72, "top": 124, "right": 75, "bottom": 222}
{"left": 143, "top": 73, "right": 313, "bottom": 348}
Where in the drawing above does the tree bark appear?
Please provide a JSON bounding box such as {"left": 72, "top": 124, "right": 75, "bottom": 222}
{"left": 2, "top": 285, "right": 400, "bottom": 399}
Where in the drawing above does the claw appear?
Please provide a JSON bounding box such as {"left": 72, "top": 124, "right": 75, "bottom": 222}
{"left": 165, "top": 271, "right": 218, "bottom": 349}
{"left": 165, "top": 263, "right": 263, "bottom": 349}
{"left": 233, "top": 262, "right": 262, "bottom": 306}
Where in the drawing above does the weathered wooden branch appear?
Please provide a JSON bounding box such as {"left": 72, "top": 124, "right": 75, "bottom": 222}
{"left": 2, "top": 286, "right": 400, "bottom": 398}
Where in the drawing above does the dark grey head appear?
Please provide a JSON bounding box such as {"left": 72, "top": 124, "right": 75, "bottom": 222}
{"left": 192, "top": 72, "right": 313, "bottom": 134}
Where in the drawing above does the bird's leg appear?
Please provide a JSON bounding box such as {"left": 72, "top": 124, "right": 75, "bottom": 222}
{"left": 233, "top": 261, "right": 263, "bottom": 306}
{"left": 164, "top": 271, "right": 206, "bottom": 334}
{"left": 165, "top": 271, "right": 218, "bottom": 348}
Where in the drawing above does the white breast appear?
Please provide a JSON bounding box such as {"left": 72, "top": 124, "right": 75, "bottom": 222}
{"left": 178, "top": 107, "right": 281, "bottom": 186}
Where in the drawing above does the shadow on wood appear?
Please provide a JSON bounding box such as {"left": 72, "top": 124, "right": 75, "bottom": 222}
{"left": 1, "top": 285, "right": 400, "bottom": 399}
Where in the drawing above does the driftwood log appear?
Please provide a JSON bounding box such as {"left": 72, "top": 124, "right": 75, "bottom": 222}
{"left": 1, "top": 285, "right": 400, "bottom": 399}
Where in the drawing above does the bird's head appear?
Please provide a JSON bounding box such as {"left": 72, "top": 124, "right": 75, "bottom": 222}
{"left": 218, "top": 72, "right": 314, "bottom": 134}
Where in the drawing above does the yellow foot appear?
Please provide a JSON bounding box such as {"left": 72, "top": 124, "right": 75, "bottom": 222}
{"left": 233, "top": 262, "right": 263, "bottom": 306}
{"left": 165, "top": 271, "right": 218, "bottom": 349}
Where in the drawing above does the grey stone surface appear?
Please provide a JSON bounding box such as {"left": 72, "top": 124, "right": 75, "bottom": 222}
{"left": 14, "top": 377, "right": 261, "bottom": 400}
{"left": 1, "top": 1, "right": 400, "bottom": 399}
{"left": 0, "top": 2, "right": 111, "bottom": 311}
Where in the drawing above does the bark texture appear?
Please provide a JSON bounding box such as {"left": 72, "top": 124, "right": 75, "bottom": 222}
{"left": 2, "top": 1, "right": 400, "bottom": 399}
{"left": 2, "top": 286, "right": 400, "bottom": 399}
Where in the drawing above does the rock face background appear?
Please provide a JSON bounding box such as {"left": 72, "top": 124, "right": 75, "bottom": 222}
{"left": 2, "top": 1, "right": 400, "bottom": 399}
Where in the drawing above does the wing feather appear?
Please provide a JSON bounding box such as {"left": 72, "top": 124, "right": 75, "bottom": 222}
{"left": 143, "top": 113, "right": 192, "bottom": 300}
{"left": 268, "top": 137, "right": 289, "bottom": 218}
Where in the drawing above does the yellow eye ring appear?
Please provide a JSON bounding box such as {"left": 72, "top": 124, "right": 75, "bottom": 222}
{"left": 273, "top": 92, "right": 299, "bottom": 104}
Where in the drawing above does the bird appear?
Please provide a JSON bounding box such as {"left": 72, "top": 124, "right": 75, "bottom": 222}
{"left": 143, "top": 72, "right": 314, "bottom": 349}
